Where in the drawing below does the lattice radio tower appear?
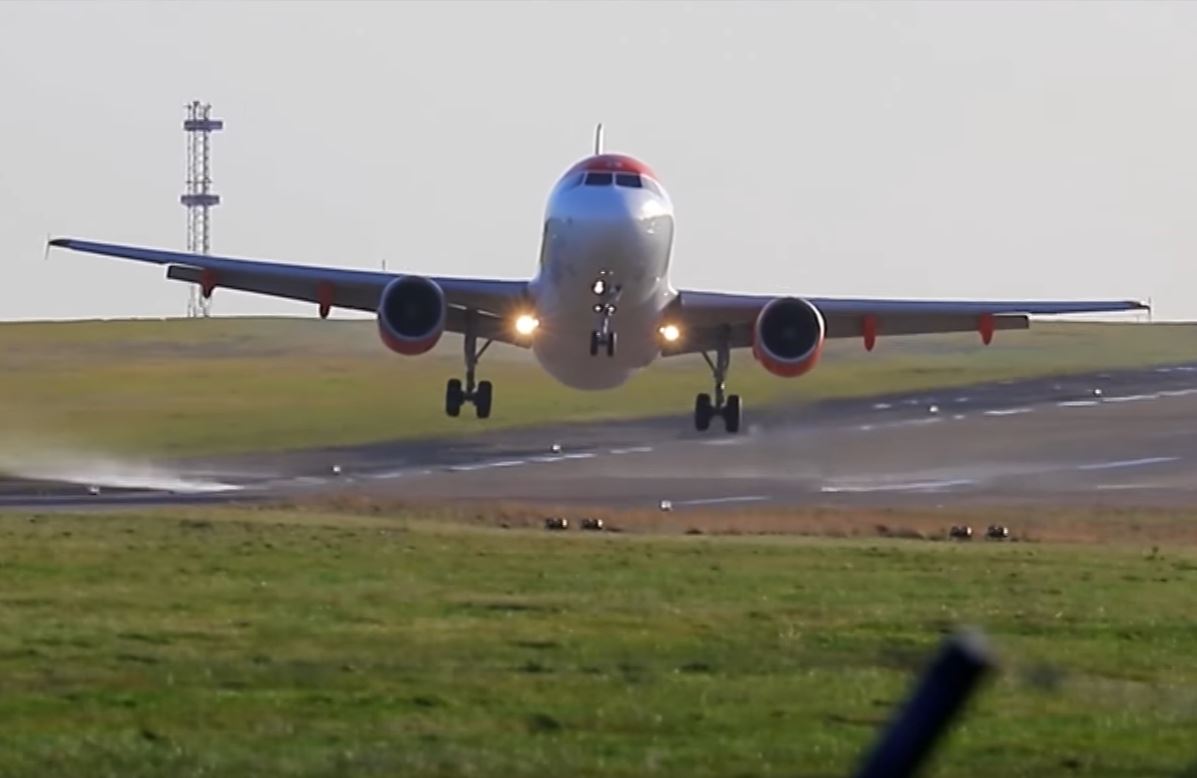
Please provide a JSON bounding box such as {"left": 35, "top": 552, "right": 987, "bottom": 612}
{"left": 181, "top": 100, "right": 223, "bottom": 317}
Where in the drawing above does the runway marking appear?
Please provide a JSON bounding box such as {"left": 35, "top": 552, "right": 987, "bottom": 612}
{"left": 1058, "top": 400, "right": 1100, "bottom": 408}
{"left": 609, "top": 446, "right": 654, "bottom": 455}
{"left": 952, "top": 414, "right": 966, "bottom": 421}
{"left": 367, "top": 470, "right": 409, "bottom": 480}
{"left": 673, "top": 495, "right": 769, "bottom": 507}
{"left": 1076, "top": 456, "right": 1179, "bottom": 472}
{"left": 872, "top": 403, "right": 892, "bottom": 410}
{"left": 701, "top": 438, "right": 746, "bottom": 446}
{"left": 448, "top": 463, "right": 495, "bottom": 472}
{"left": 890, "top": 418, "right": 943, "bottom": 428}
{"left": 561, "top": 452, "right": 597, "bottom": 460}
{"left": 1101, "top": 393, "right": 1159, "bottom": 404}
{"left": 820, "top": 478, "right": 975, "bottom": 494}
{"left": 448, "top": 459, "right": 528, "bottom": 472}
{"left": 529, "top": 455, "right": 566, "bottom": 463}
{"left": 1095, "top": 483, "right": 1156, "bottom": 491}
{"left": 983, "top": 407, "right": 1033, "bottom": 417}
{"left": 1160, "top": 389, "right": 1197, "bottom": 398}
{"left": 953, "top": 397, "right": 971, "bottom": 404}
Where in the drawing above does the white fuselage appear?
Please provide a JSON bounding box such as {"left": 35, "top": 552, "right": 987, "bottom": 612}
{"left": 528, "top": 155, "right": 677, "bottom": 389}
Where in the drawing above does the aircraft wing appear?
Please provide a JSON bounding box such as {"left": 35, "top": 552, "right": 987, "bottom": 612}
{"left": 48, "top": 238, "right": 531, "bottom": 344}
{"left": 663, "top": 289, "right": 1149, "bottom": 356}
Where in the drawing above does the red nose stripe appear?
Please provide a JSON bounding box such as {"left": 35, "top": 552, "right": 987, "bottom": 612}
{"left": 566, "top": 154, "right": 657, "bottom": 180}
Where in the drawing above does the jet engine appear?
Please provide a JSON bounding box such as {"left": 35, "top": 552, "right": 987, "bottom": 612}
{"left": 377, "top": 276, "right": 446, "bottom": 355}
{"left": 752, "top": 297, "right": 826, "bottom": 377}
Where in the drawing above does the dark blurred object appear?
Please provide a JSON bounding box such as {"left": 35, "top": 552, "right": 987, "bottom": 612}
{"left": 948, "top": 525, "right": 972, "bottom": 540}
{"left": 543, "top": 517, "right": 568, "bottom": 531}
{"left": 580, "top": 517, "right": 605, "bottom": 531}
{"left": 986, "top": 524, "right": 1010, "bottom": 540}
{"left": 854, "top": 630, "right": 996, "bottom": 778}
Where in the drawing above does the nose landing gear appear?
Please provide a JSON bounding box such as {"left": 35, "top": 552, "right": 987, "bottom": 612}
{"left": 589, "top": 277, "right": 621, "bottom": 358}
{"left": 445, "top": 310, "right": 494, "bottom": 419}
{"left": 694, "top": 326, "right": 742, "bottom": 433}
{"left": 589, "top": 327, "right": 616, "bottom": 357}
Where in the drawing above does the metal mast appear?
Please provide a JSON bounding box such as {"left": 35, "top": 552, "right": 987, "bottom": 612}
{"left": 181, "top": 100, "right": 223, "bottom": 317}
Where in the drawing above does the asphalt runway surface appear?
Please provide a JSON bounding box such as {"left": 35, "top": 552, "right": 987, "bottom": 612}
{"left": 6, "top": 363, "right": 1197, "bottom": 512}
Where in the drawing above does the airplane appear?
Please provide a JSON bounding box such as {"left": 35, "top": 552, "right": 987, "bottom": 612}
{"left": 49, "top": 125, "right": 1147, "bottom": 434}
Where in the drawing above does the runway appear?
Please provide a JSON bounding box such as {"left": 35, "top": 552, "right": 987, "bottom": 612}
{"left": 6, "top": 363, "right": 1197, "bottom": 512}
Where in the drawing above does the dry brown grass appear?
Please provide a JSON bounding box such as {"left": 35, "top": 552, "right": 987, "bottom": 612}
{"left": 269, "top": 492, "right": 1197, "bottom": 547}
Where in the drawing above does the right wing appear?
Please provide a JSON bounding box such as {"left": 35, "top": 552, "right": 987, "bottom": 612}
{"left": 665, "top": 289, "right": 1148, "bottom": 355}
{"left": 49, "top": 238, "right": 531, "bottom": 344}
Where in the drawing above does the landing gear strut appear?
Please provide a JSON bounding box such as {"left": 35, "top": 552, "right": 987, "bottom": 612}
{"left": 445, "top": 310, "right": 494, "bottom": 419}
{"left": 694, "top": 326, "right": 742, "bottom": 433}
{"left": 589, "top": 278, "right": 620, "bottom": 358}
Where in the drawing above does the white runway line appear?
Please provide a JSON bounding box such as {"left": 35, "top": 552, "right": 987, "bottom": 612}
{"left": 1160, "top": 389, "right": 1197, "bottom": 398}
{"left": 673, "top": 495, "right": 769, "bottom": 507}
{"left": 367, "top": 469, "right": 409, "bottom": 480}
{"left": 448, "top": 459, "right": 527, "bottom": 472}
{"left": 1101, "top": 393, "right": 1160, "bottom": 404}
{"left": 1058, "top": 400, "right": 1100, "bottom": 408}
{"left": 872, "top": 403, "right": 892, "bottom": 410}
{"left": 820, "top": 478, "right": 976, "bottom": 494}
{"left": 609, "top": 446, "right": 654, "bottom": 454}
{"left": 1075, "top": 456, "right": 1179, "bottom": 472}
{"left": 983, "top": 407, "right": 1034, "bottom": 417}
{"left": 701, "top": 437, "right": 746, "bottom": 446}
{"left": 561, "top": 452, "right": 597, "bottom": 460}
{"left": 890, "top": 418, "right": 944, "bottom": 428}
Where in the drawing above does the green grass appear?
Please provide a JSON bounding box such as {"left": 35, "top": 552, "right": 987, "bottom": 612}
{"left": 0, "top": 317, "right": 1192, "bottom": 457}
{"left": 0, "top": 507, "right": 1193, "bottom": 776}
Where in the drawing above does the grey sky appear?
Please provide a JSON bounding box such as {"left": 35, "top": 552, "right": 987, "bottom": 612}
{"left": 1, "top": 1, "right": 1193, "bottom": 321}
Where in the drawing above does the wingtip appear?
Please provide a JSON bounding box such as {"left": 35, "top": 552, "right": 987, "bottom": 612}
{"left": 47, "top": 237, "right": 71, "bottom": 248}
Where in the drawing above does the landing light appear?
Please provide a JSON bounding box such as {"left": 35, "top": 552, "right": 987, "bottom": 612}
{"left": 515, "top": 314, "right": 540, "bottom": 336}
{"left": 659, "top": 324, "right": 681, "bottom": 342}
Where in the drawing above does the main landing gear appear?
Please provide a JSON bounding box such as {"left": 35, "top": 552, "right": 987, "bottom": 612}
{"left": 445, "top": 311, "right": 494, "bottom": 419}
{"left": 694, "top": 326, "right": 742, "bottom": 434}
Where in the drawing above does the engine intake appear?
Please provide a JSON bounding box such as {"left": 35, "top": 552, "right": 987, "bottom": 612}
{"left": 752, "top": 297, "right": 826, "bottom": 377}
{"left": 377, "top": 275, "right": 446, "bottom": 355}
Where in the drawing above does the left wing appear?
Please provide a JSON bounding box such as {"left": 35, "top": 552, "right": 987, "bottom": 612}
{"left": 48, "top": 238, "right": 531, "bottom": 344}
{"left": 664, "top": 289, "right": 1148, "bottom": 355}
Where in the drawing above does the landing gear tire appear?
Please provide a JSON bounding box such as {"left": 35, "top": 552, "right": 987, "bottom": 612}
{"left": 445, "top": 378, "right": 464, "bottom": 418}
{"left": 724, "top": 394, "right": 742, "bottom": 434}
{"left": 590, "top": 330, "right": 616, "bottom": 358}
{"left": 694, "top": 393, "right": 713, "bottom": 432}
{"left": 475, "top": 380, "right": 493, "bottom": 419}
{"left": 694, "top": 326, "right": 744, "bottom": 434}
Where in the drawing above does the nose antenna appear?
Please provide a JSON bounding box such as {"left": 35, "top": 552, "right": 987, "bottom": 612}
{"left": 593, "top": 123, "right": 604, "bottom": 155}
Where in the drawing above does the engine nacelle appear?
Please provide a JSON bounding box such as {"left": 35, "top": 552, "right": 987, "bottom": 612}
{"left": 752, "top": 297, "right": 826, "bottom": 377}
{"left": 377, "top": 275, "right": 446, "bottom": 355}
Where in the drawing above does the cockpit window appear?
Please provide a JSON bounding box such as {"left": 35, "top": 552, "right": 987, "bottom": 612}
{"left": 615, "top": 173, "right": 642, "bottom": 188}
{"left": 583, "top": 172, "right": 613, "bottom": 186}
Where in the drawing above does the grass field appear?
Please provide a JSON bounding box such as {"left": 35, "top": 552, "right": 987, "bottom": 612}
{"left": 0, "top": 505, "right": 1194, "bottom": 777}
{"left": 0, "top": 317, "right": 1191, "bottom": 458}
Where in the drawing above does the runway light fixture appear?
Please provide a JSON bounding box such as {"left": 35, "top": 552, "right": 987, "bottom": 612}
{"left": 515, "top": 314, "right": 540, "bottom": 336}
{"left": 659, "top": 324, "right": 681, "bottom": 342}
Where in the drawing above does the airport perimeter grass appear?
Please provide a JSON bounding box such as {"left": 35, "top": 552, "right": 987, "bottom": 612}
{"left": 0, "top": 317, "right": 1189, "bottom": 457}
{"left": 0, "top": 507, "right": 1194, "bottom": 776}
